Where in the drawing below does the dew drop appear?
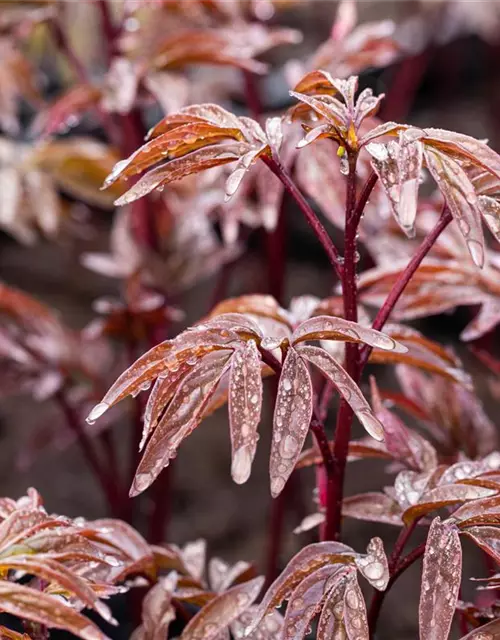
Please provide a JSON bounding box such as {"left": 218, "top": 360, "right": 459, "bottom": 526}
{"left": 339, "top": 154, "right": 349, "bottom": 175}
{"left": 280, "top": 434, "right": 299, "bottom": 458}
{"left": 363, "top": 562, "right": 385, "bottom": 580}
{"left": 86, "top": 402, "right": 109, "bottom": 424}
{"left": 232, "top": 446, "right": 252, "bottom": 484}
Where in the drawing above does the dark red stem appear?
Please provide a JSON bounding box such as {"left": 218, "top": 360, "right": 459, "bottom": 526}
{"left": 360, "top": 208, "right": 453, "bottom": 368}
{"left": 54, "top": 390, "right": 121, "bottom": 514}
{"left": 48, "top": 18, "right": 122, "bottom": 147}
{"left": 148, "top": 466, "right": 171, "bottom": 543}
{"left": 242, "top": 70, "right": 263, "bottom": 121}
{"left": 97, "top": 0, "right": 116, "bottom": 62}
{"left": 324, "top": 153, "right": 359, "bottom": 542}
{"left": 368, "top": 542, "right": 426, "bottom": 635}
{"left": 262, "top": 156, "right": 343, "bottom": 279}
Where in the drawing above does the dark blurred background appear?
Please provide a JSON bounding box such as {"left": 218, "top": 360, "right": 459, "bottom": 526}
{"left": 1, "top": 2, "right": 500, "bottom": 637}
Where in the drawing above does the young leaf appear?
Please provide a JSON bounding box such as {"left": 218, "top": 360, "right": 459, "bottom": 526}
{"left": 354, "top": 537, "right": 389, "bottom": 591}
{"left": 419, "top": 518, "right": 462, "bottom": 640}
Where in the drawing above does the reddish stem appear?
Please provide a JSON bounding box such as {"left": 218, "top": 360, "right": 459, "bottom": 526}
{"left": 48, "top": 18, "right": 122, "bottom": 147}
{"left": 148, "top": 467, "right": 171, "bottom": 543}
{"left": 54, "top": 390, "right": 121, "bottom": 514}
{"left": 262, "top": 156, "right": 343, "bottom": 279}
{"left": 368, "top": 542, "right": 426, "bottom": 634}
{"left": 96, "top": 0, "right": 116, "bottom": 62}
{"left": 352, "top": 171, "right": 378, "bottom": 229}
{"left": 242, "top": 70, "right": 263, "bottom": 121}
{"left": 360, "top": 208, "right": 453, "bottom": 368}
{"left": 324, "top": 153, "right": 359, "bottom": 541}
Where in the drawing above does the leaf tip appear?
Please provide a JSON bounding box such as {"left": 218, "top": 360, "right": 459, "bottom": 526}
{"left": 86, "top": 401, "right": 109, "bottom": 424}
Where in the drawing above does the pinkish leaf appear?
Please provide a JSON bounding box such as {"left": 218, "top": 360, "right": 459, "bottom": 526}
{"left": 283, "top": 564, "right": 342, "bottom": 640}
{"left": 316, "top": 568, "right": 369, "bottom": 640}
{"left": 403, "top": 484, "right": 497, "bottom": 525}
{"left": 31, "top": 85, "right": 102, "bottom": 137}
{"left": 453, "top": 495, "right": 500, "bottom": 527}
{"left": 296, "top": 345, "right": 384, "bottom": 441}
{"left": 462, "top": 526, "right": 500, "bottom": 565}
{"left": 248, "top": 541, "right": 354, "bottom": 633}
{"left": 228, "top": 340, "right": 263, "bottom": 484}
{"left": 295, "top": 140, "right": 346, "bottom": 229}
{"left": 291, "top": 315, "right": 407, "bottom": 352}
{"left": 231, "top": 607, "right": 283, "bottom": 640}
{"left": 342, "top": 493, "right": 403, "bottom": 526}
{"left": 366, "top": 133, "right": 423, "bottom": 235}
{"left": 114, "top": 144, "right": 248, "bottom": 206}
{"left": 354, "top": 537, "right": 389, "bottom": 591}
{"left": 131, "top": 351, "right": 231, "bottom": 496}
{"left": 419, "top": 517, "right": 462, "bottom": 640}
{"left": 424, "top": 128, "right": 500, "bottom": 180}
{"left": 270, "top": 347, "right": 313, "bottom": 497}
{"left": 478, "top": 194, "right": 500, "bottom": 242}
{"left": 0, "top": 555, "right": 115, "bottom": 624}
{"left": 461, "top": 297, "right": 500, "bottom": 342}
{"left": 182, "top": 539, "right": 207, "bottom": 583}
{"left": 0, "top": 582, "right": 108, "bottom": 640}
{"left": 424, "top": 148, "right": 485, "bottom": 267}
{"left": 132, "top": 572, "right": 177, "bottom": 640}
{"left": 343, "top": 573, "right": 370, "bottom": 639}
{"left": 181, "top": 576, "right": 264, "bottom": 640}
{"left": 457, "top": 619, "right": 500, "bottom": 639}
{"left": 86, "top": 329, "right": 237, "bottom": 421}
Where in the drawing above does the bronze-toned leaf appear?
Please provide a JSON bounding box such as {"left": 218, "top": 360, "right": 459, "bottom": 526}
{"left": 291, "top": 315, "right": 407, "bottom": 352}
{"left": 354, "top": 537, "right": 389, "bottom": 591}
{"left": 0, "top": 582, "right": 109, "bottom": 640}
{"left": 248, "top": 541, "right": 355, "bottom": 632}
{"left": 0, "top": 555, "right": 115, "bottom": 624}
{"left": 86, "top": 329, "right": 237, "bottom": 421}
{"left": 0, "top": 627, "right": 31, "bottom": 640}
{"left": 457, "top": 619, "right": 500, "bottom": 639}
{"left": 403, "top": 484, "right": 497, "bottom": 525}
{"left": 424, "top": 148, "right": 485, "bottom": 267}
{"left": 131, "top": 350, "right": 232, "bottom": 496}
{"left": 342, "top": 493, "right": 403, "bottom": 527}
{"left": 370, "top": 377, "right": 437, "bottom": 472}
{"left": 283, "top": 564, "right": 342, "bottom": 640}
{"left": 131, "top": 572, "right": 177, "bottom": 640}
{"left": 453, "top": 495, "right": 500, "bottom": 528}
{"left": 270, "top": 347, "right": 313, "bottom": 497}
{"left": 181, "top": 576, "right": 264, "bottom": 640}
{"left": 31, "top": 85, "right": 102, "bottom": 138}
{"left": 114, "top": 144, "right": 248, "bottom": 206}
{"left": 461, "top": 526, "right": 500, "bottom": 565}
{"left": 419, "top": 517, "right": 462, "bottom": 640}
{"left": 297, "top": 345, "right": 384, "bottom": 441}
